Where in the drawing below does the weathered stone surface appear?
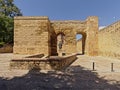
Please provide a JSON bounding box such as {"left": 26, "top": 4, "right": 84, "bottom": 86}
{"left": 0, "top": 44, "right": 13, "bottom": 53}
{"left": 98, "top": 21, "right": 120, "bottom": 59}
{"left": 14, "top": 16, "right": 50, "bottom": 55}
{"left": 10, "top": 54, "right": 77, "bottom": 70}
{"left": 14, "top": 16, "right": 98, "bottom": 56}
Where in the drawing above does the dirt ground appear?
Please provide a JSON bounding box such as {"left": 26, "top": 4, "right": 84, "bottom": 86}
{"left": 0, "top": 53, "right": 120, "bottom": 90}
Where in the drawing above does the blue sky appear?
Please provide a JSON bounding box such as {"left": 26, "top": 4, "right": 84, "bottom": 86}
{"left": 14, "top": 0, "right": 120, "bottom": 39}
{"left": 14, "top": 0, "right": 120, "bottom": 26}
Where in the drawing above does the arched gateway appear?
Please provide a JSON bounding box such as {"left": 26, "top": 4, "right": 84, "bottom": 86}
{"left": 14, "top": 16, "right": 98, "bottom": 56}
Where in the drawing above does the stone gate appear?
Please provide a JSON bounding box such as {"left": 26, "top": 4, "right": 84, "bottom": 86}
{"left": 14, "top": 16, "right": 98, "bottom": 56}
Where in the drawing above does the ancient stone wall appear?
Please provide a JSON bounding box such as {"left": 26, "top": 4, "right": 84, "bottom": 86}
{"left": 86, "top": 16, "right": 99, "bottom": 56}
{"left": 0, "top": 44, "right": 13, "bottom": 53}
{"left": 51, "top": 20, "right": 85, "bottom": 55}
{"left": 51, "top": 17, "right": 98, "bottom": 56}
{"left": 98, "top": 21, "right": 120, "bottom": 59}
{"left": 14, "top": 17, "right": 50, "bottom": 55}
{"left": 14, "top": 16, "right": 99, "bottom": 56}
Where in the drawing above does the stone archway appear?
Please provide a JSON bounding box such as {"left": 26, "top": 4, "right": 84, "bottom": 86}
{"left": 14, "top": 16, "right": 98, "bottom": 56}
{"left": 51, "top": 16, "right": 98, "bottom": 56}
{"left": 76, "top": 32, "right": 87, "bottom": 55}
{"left": 57, "top": 32, "right": 65, "bottom": 56}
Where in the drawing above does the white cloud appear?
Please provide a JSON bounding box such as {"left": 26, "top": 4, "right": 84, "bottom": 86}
{"left": 99, "top": 26, "right": 106, "bottom": 30}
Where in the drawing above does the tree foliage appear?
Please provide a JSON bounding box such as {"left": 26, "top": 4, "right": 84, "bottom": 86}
{"left": 0, "top": 16, "right": 13, "bottom": 43}
{"left": 0, "top": 0, "right": 22, "bottom": 17}
{"left": 0, "top": 0, "right": 22, "bottom": 46}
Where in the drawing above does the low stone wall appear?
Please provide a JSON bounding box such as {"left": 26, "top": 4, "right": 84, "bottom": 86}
{"left": 25, "top": 54, "right": 44, "bottom": 58}
{"left": 10, "top": 54, "right": 77, "bottom": 70}
{"left": 0, "top": 44, "right": 13, "bottom": 53}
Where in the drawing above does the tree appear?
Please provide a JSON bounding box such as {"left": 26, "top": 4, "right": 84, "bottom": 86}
{"left": 0, "top": 0, "right": 22, "bottom": 17}
{"left": 0, "top": 0, "right": 22, "bottom": 45}
{"left": 0, "top": 16, "right": 13, "bottom": 42}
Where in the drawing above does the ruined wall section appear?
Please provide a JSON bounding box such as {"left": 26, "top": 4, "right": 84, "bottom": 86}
{"left": 98, "top": 21, "right": 120, "bottom": 59}
{"left": 51, "top": 21, "right": 86, "bottom": 55}
{"left": 14, "top": 16, "right": 99, "bottom": 56}
{"left": 14, "top": 17, "right": 50, "bottom": 55}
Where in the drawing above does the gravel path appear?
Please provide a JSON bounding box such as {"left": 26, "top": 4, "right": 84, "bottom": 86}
{"left": 0, "top": 53, "right": 120, "bottom": 90}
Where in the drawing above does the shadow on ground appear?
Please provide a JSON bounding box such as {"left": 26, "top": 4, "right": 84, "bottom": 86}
{"left": 0, "top": 65, "right": 120, "bottom": 90}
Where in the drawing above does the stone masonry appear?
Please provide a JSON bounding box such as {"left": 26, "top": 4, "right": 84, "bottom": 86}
{"left": 14, "top": 17, "right": 51, "bottom": 55}
{"left": 14, "top": 16, "right": 98, "bottom": 56}
{"left": 98, "top": 21, "right": 120, "bottom": 59}
{"left": 76, "top": 20, "right": 120, "bottom": 59}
